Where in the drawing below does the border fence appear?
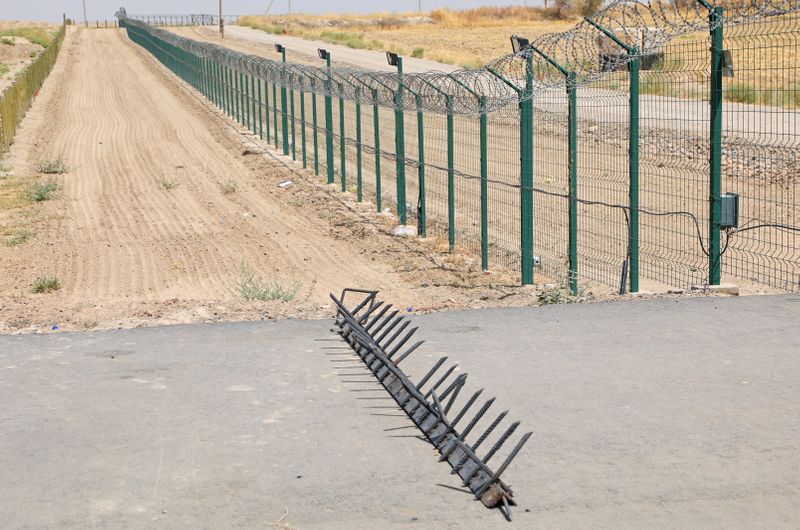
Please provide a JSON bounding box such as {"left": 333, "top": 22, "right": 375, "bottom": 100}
{"left": 0, "top": 23, "right": 66, "bottom": 154}
{"left": 127, "top": 14, "right": 240, "bottom": 27}
{"left": 118, "top": 2, "right": 799, "bottom": 293}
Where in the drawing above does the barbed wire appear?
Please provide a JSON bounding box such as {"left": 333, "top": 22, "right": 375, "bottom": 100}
{"left": 116, "top": 1, "right": 800, "bottom": 115}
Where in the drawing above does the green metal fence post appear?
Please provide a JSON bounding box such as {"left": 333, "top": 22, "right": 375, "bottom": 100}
{"left": 324, "top": 54, "right": 335, "bottom": 184}
{"left": 280, "top": 50, "right": 289, "bottom": 156}
{"left": 446, "top": 95, "right": 455, "bottom": 251}
{"left": 585, "top": 17, "right": 640, "bottom": 293}
{"left": 486, "top": 65, "right": 529, "bottom": 283}
{"left": 708, "top": 4, "right": 725, "bottom": 285}
{"left": 240, "top": 72, "right": 247, "bottom": 126}
{"left": 245, "top": 72, "right": 251, "bottom": 129}
{"left": 530, "top": 44, "right": 579, "bottom": 293}
{"left": 312, "top": 79, "right": 319, "bottom": 176}
{"left": 257, "top": 77, "right": 264, "bottom": 140}
{"left": 567, "top": 72, "right": 578, "bottom": 295}
{"left": 272, "top": 77, "right": 279, "bottom": 149}
{"left": 479, "top": 97, "right": 488, "bottom": 271}
{"left": 520, "top": 54, "right": 535, "bottom": 286}
{"left": 416, "top": 94, "right": 426, "bottom": 236}
{"left": 300, "top": 85, "right": 307, "bottom": 168}
{"left": 629, "top": 54, "right": 640, "bottom": 294}
{"left": 394, "top": 56, "right": 407, "bottom": 224}
{"left": 373, "top": 89, "right": 382, "bottom": 212}
{"left": 339, "top": 82, "right": 346, "bottom": 191}
{"left": 356, "top": 87, "right": 363, "bottom": 202}
{"left": 290, "top": 75, "right": 296, "bottom": 161}
{"left": 264, "top": 76, "right": 271, "bottom": 143}
{"left": 251, "top": 74, "right": 257, "bottom": 135}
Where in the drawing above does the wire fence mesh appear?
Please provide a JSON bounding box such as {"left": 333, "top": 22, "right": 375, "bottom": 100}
{"left": 119, "top": 1, "right": 799, "bottom": 293}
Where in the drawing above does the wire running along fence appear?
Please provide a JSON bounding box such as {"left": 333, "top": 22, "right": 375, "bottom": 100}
{"left": 118, "top": 1, "right": 799, "bottom": 294}
{"left": 0, "top": 24, "right": 66, "bottom": 155}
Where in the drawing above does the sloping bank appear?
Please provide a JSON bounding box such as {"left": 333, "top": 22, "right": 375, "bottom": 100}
{"left": 0, "top": 23, "right": 66, "bottom": 154}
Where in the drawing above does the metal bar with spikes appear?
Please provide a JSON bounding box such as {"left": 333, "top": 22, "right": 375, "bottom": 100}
{"left": 329, "top": 289, "right": 532, "bottom": 521}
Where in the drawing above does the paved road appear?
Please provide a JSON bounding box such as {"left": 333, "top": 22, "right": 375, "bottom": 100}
{"left": 225, "top": 25, "right": 459, "bottom": 74}
{"left": 2, "top": 295, "right": 799, "bottom": 528}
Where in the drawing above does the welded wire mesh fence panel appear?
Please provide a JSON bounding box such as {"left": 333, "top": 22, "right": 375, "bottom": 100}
{"left": 486, "top": 105, "right": 523, "bottom": 271}
{"left": 119, "top": 2, "right": 800, "bottom": 293}
{"left": 638, "top": 35, "right": 711, "bottom": 291}
{"left": 534, "top": 87, "right": 571, "bottom": 283}
{"left": 575, "top": 82, "right": 631, "bottom": 289}
{"left": 453, "top": 113, "right": 484, "bottom": 258}
{"left": 422, "top": 109, "right": 450, "bottom": 242}
{"left": 721, "top": 14, "right": 799, "bottom": 292}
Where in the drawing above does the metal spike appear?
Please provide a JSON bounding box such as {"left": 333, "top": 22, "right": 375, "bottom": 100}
{"left": 416, "top": 357, "right": 447, "bottom": 390}
{"left": 424, "top": 364, "right": 458, "bottom": 399}
{"left": 443, "top": 376, "right": 466, "bottom": 415}
{"left": 451, "top": 389, "right": 483, "bottom": 428}
{"left": 357, "top": 300, "right": 384, "bottom": 324}
{"left": 380, "top": 320, "right": 411, "bottom": 351}
{"left": 364, "top": 304, "right": 392, "bottom": 332}
{"left": 369, "top": 309, "right": 398, "bottom": 336}
{"left": 472, "top": 411, "right": 508, "bottom": 454}
{"left": 483, "top": 421, "right": 520, "bottom": 465}
{"left": 394, "top": 341, "right": 424, "bottom": 365}
{"left": 460, "top": 398, "right": 495, "bottom": 440}
{"left": 374, "top": 314, "right": 404, "bottom": 343}
{"left": 438, "top": 373, "right": 467, "bottom": 403}
{"left": 387, "top": 326, "right": 418, "bottom": 358}
{"left": 490, "top": 432, "right": 532, "bottom": 483}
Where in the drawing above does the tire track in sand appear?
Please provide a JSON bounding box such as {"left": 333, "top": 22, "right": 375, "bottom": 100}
{"left": 0, "top": 28, "right": 422, "bottom": 327}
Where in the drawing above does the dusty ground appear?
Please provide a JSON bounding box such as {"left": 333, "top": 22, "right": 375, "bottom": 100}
{"left": 0, "top": 27, "right": 606, "bottom": 335}
{"left": 0, "top": 21, "right": 60, "bottom": 92}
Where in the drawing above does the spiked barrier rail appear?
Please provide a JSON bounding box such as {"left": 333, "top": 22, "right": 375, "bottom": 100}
{"left": 331, "top": 288, "right": 531, "bottom": 521}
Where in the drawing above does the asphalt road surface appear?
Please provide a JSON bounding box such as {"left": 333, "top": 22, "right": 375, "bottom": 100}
{"left": 2, "top": 294, "right": 799, "bottom": 528}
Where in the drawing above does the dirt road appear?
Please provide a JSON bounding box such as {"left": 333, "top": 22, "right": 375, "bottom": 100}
{"left": 0, "top": 28, "right": 539, "bottom": 333}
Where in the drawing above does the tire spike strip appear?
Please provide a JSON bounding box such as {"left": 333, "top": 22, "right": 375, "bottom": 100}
{"left": 330, "top": 289, "right": 532, "bottom": 521}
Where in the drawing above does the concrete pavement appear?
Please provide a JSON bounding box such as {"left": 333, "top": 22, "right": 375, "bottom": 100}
{"left": 2, "top": 294, "right": 799, "bottom": 528}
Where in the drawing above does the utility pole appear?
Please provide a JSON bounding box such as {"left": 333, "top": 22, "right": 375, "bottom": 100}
{"left": 288, "top": 0, "right": 292, "bottom": 15}
{"left": 418, "top": 1, "right": 423, "bottom": 14}
{"left": 83, "top": 0, "right": 88, "bottom": 27}
{"left": 219, "top": 0, "right": 224, "bottom": 39}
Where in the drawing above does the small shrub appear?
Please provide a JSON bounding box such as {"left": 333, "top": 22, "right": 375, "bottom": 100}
{"left": 237, "top": 263, "right": 300, "bottom": 302}
{"left": 0, "top": 63, "right": 8, "bottom": 75}
{"left": 29, "top": 180, "right": 58, "bottom": 202}
{"left": 158, "top": 176, "right": 179, "bottom": 190}
{"left": 5, "top": 230, "right": 31, "bottom": 247}
{"left": 32, "top": 276, "right": 61, "bottom": 294}
{"left": 1, "top": 37, "right": 15, "bottom": 46}
{"left": 412, "top": 47, "right": 425, "bottom": 58}
{"left": 538, "top": 282, "right": 581, "bottom": 305}
{"left": 38, "top": 154, "right": 69, "bottom": 174}
{"left": 220, "top": 179, "right": 237, "bottom": 194}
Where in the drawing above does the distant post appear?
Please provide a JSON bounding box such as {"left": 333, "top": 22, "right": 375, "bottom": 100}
{"left": 219, "top": 0, "right": 224, "bottom": 39}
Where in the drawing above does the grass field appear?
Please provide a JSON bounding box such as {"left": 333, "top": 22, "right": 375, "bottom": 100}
{"left": 239, "top": 7, "right": 579, "bottom": 69}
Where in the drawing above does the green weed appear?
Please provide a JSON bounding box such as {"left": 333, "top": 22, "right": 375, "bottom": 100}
{"left": 31, "top": 276, "right": 61, "bottom": 293}
{"left": 5, "top": 230, "right": 31, "bottom": 247}
{"left": 37, "top": 154, "right": 69, "bottom": 174}
{"left": 220, "top": 179, "right": 237, "bottom": 194}
{"left": 1, "top": 37, "right": 15, "bottom": 46}
{"left": 537, "top": 282, "right": 582, "bottom": 305}
{"left": 237, "top": 263, "right": 301, "bottom": 302}
{"left": 412, "top": 47, "right": 424, "bottom": 58}
{"left": 158, "top": 176, "right": 179, "bottom": 191}
{"left": 29, "top": 180, "right": 58, "bottom": 202}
